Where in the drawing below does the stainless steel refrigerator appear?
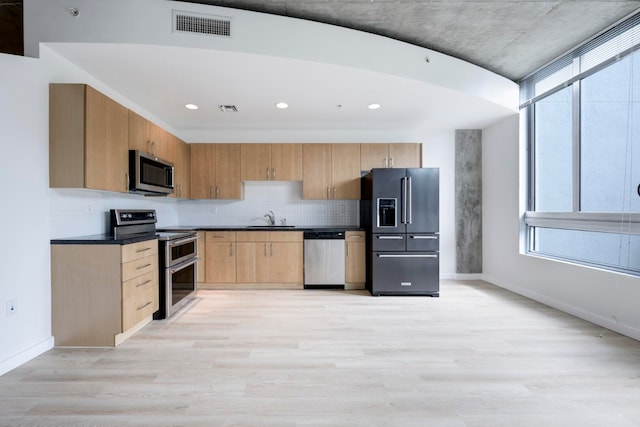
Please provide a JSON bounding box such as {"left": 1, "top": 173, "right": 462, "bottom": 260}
{"left": 361, "top": 168, "right": 439, "bottom": 296}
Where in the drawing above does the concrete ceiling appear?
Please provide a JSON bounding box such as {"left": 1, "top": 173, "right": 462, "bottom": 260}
{"left": 176, "top": 0, "right": 640, "bottom": 81}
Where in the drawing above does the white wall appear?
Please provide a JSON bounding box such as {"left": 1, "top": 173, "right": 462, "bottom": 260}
{"left": 483, "top": 114, "right": 640, "bottom": 341}
{"left": 0, "top": 53, "right": 53, "bottom": 374}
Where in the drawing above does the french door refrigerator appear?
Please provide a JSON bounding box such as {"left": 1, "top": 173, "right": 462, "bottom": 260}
{"left": 361, "top": 168, "right": 439, "bottom": 296}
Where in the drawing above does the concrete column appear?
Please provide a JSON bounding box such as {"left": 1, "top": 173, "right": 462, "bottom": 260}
{"left": 455, "top": 129, "right": 482, "bottom": 274}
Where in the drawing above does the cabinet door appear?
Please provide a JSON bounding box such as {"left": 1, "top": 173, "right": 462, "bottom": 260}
{"left": 236, "top": 242, "right": 270, "bottom": 283}
{"left": 241, "top": 144, "right": 271, "bottom": 181}
{"left": 302, "top": 144, "right": 332, "bottom": 199}
{"left": 128, "top": 110, "right": 151, "bottom": 153}
{"left": 196, "top": 231, "right": 206, "bottom": 283}
{"left": 360, "top": 143, "right": 389, "bottom": 171}
{"left": 152, "top": 125, "right": 174, "bottom": 162}
{"left": 331, "top": 143, "right": 361, "bottom": 199}
{"left": 345, "top": 232, "right": 366, "bottom": 285}
{"left": 269, "top": 242, "right": 303, "bottom": 283}
{"left": 215, "top": 144, "right": 242, "bottom": 199}
{"left": 205, "top": 242, "right": 236, "bottom": 283}
{"left": 271, "top": 143, "right": 302, "bottom": 181}
{"left": 173, "top": 138, "right": 190, "bottom": 199}
{"left": 190, "top": 144, "right": 216, "bottom": 199}
{"left": 388, "top": 143, "right": 421, "bottom": 168}
{"left": 85, "top": 86, "right": 128, "bottom": 193}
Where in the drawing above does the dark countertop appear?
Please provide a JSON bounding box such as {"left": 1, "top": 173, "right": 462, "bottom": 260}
{"left": 51, "top": 233, "right": 159, "bottom": 245}
{"left": 158, "top": 225, "right": 365, "bottom": 232}
{"left": 51, "top": 226, "right": 365, "bottom": 245}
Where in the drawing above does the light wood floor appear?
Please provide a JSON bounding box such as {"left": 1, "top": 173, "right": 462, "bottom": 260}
{"left": 2, "top": 280, "right": 640, "bottom": 426}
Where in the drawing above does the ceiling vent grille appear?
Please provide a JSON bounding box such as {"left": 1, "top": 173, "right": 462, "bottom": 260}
{"left": 173, "top": 11, "right": 231, "bottom": 37}
{"left": 219, "top": 105, "right": 238, "bottom": 113}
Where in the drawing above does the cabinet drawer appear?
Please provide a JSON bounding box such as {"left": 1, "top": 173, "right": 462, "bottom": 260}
{"left": 122, "top": 254, "right": 158, "bottom": 282}
{"left": 205, "top": 231, "right": 236, "bottom": 242}
{"left": 345, "top": 231, "right": 365, "bottom": 241}
{"left": 236, "top": 231, "right": 269, "bottom": 242}
{"left": 122, "top": 270, "right": 158, "bottom": 296}
{"left": 122, "top": 277, "right": 158, "bottom": 331}
{"left": 406, "top": 234, "right": 439, "bottom": 251}
{"left": 122, "top": 239, "right": 158, "bottom": 263}
{"left": 371, "top": 234, "right": 405, "bottom": 251}
{"left": 268, "top": 231, "right": 303, "bottom": 243}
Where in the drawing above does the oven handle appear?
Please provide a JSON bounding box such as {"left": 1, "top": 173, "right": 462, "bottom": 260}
{"left": 169, "top": 256, "right": 199, "bottom": 274}
{"left": 167, "top": 234, "right": 199, "bottom": 247}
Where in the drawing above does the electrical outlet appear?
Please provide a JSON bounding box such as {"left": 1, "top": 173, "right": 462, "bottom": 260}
{"left": 6, "top": 299, "right": 17, "bottom": 317}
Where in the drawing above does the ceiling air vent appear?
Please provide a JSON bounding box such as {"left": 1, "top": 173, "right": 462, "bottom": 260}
{"left": 219, "top": 105, "right": 238, "bottom": 113}
{"left": 173, "top": 11, "right": 231, "bottom": 37}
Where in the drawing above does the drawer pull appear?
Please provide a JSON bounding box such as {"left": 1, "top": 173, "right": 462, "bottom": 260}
{"left": 136, "top": 263, "right": 152, "bottom": 270}
{"left": 136, "top": 247, "right": 152, "bottom": 253}
{"left": 137, "top": 301, "right": 153, "bottom": 311}
{"left": 410, "top": 235, "right": 438, "bottom": 240}
{"left": 213, "top": 235, "right": 229, "bottom": 238}
{"left": 136, "top": 279, "right": 152, "bottom": 288}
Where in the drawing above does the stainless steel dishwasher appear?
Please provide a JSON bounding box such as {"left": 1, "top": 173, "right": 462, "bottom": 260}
{"left": 303, "top": 230, "right": 345, "bottom": 289}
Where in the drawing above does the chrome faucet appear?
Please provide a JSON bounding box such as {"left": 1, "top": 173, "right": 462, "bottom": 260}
{"left": 264, "top": 210, "right": 275, "bottom": 226}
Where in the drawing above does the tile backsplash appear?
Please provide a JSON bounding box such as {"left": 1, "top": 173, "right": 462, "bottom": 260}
{"left": 50, "top": 182, "right": 359, "bottom": 238}
{"left": 178, "top": 181, "right": 359, "bottom": 227}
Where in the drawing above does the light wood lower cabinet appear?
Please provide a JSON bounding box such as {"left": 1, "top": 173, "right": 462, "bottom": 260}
{"left": 200, "top": 231, "right": 303, "bottom": 289}
{"left": 51, "top": 239, "right": 159, "bottom": 347}
{"left": 345, "top": 231, "right": 366, "bottom": 290}
{"left": 203, "top": 232, "right": 237, "bottom": 285}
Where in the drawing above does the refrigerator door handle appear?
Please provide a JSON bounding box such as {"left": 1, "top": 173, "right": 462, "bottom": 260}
{"left": 377, "top": 254, "right": 438, "bottom": 258}
{"left": 401, "top": 177, "right": 407, "bottom": 224}
{"left": 407, "top": 176, "right": 412, "bottom": 224}
{"left": 410, "top": 235, "right": 438, "bottom": 240}
{"left": 377, "top": 235, "right": 403, "bottom": 240}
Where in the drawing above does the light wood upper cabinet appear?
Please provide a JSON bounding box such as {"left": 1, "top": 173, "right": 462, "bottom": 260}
{"left": 241, "top": 143, "right": 302, "bottom": 181}
{"left": 170, "top": 136, "right": 190, "bottom": 199}
{"left": 190, "top": 144, "right": 242, "bottom": 200}
{"left": 302, "top": 144, "right": 360, "bottom": 199}
{"left": 360, "top": 143, "right": 422, "bottom": 171}
{"left": 128, "top": 111, "right": 173, "bottom": 161}
{"left": 50, "top": 84, "right": 129, "bottom": 193}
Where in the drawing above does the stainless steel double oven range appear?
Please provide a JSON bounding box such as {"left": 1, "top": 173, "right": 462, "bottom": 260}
{"left": 110, "top": 209, "right": 198, "bottom": 319}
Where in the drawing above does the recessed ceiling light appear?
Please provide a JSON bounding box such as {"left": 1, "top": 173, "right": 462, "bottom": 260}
{"left": 185, "top": 103, "right": 198, "bottom": 110}
{"left": 275, "top": 102, "right": 289, "bottom": 109}
{"left": 368, "top": 103, "right": 381, "bottom": 110}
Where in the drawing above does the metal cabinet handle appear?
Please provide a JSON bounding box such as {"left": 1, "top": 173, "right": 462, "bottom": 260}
{"left": 136, "top": 279, "right": 152, "bottom": 288}
{"left": 125, "top": 172, "right": 129, "bottom": 192}
{"left": 378, "top": 254, "right": 438, "bottom": 258}
{"left": 137, "top": 301, "right": 153, "bottom": 311}
{"left": 216, "top": 186, "right": 220, "bottom": 198}
{"left": 327, "top": 187, "right": 330, "bottom": 199}
{"left": 333, "top": 187, "right": 337, "bottom": 199}
{"left": 390, "top": 157, "right": 394, "bottom": 168}
{"left": 272, "top": 168, "right": 275, "bottom": 180}
{"left": 266, "top": 167, "right": 270, "bottom": 180}
{"left": 136, "top": 263, "right": 152, "bottom": 270}
{"left": 264, "top": 243, "right": 267, "bottom": 256}
{"left": 210, "top": 186, "right": 214, "bottom": 199}
{"left": 212, "top": 235, "right": 229, "bottom": 239}
{"left": 384, "top": 157, "right": 388, "bottom": 168}
{"left": 136, "top": 247, "right": 152, "bottom": 253}
{"left": 270, "top": 243, "right": 273, "bottom": 256}
{"left": 346, "top": 242, "right": 349, "bottom": 256}
{"left": 229, "top": 243, "right": 234, "bottom": 256}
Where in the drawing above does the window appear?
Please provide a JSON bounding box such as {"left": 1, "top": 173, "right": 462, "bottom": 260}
{"left": 523, "top": 12, "right": 640, "bottom": 275}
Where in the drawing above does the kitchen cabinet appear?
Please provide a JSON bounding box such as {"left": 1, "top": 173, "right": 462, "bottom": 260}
{"left": 171, "top": 136, "right": 190, "bottom": 199}
{"left": 196, "top": 231, "right": 206, "bottom": 286}
{"left": 345, "top": 231, "right": 366, "bottom": 290}
{"left": 236, "top": 231, "right": 303, "bottom": 287}
{"left": 190, "top": 143, "right": 243, "bottom": 199}
{"left": 241, "top": 143, "right": 303, "bottom": 181}
{"left": 128, "top": 110, "right": 174, "bottom": 161}
{"left": 203, "top": 231, "right": 237, "bottom": 285}
{"left": 360, "top": 143, "right": 422, "bottom": 171}
{"left": 49, "top": 84, "right": 129, "bottom": 193}
{"left": 302, "top": 143, "right": 361, "bottom": 199}
{"left": 51, "top": 239, "right": 159, "bottom": 346}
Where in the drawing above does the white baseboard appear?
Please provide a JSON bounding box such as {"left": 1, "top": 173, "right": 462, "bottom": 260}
{"left": 453, "top": 273, "right": 483, "bottom": 281}
{"left": 0, "top": 336, "right": 54, "bottom": 376}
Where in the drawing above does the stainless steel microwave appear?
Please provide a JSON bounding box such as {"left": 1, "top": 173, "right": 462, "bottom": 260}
{"left": 129, "top": 150, "right": 174, "bottom": 195}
